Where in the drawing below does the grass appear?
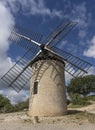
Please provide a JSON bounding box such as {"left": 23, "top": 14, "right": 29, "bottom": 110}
{"left": 68, "top": 103, "right": 91, "bottom": 108}
{"left": 68, "top": 95, "right": 95, "bottom": 108}
{"left": 86, "top": 95, "right": 95, "bottom": 101}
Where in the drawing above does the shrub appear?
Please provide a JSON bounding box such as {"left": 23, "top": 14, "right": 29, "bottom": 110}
{"left": 70, "top": 93, "right": 91, "bottom": 106}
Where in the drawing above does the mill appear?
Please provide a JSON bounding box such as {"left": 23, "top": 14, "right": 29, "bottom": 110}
{"left": 1, "top": 21, "right": 92, "bottom": 116}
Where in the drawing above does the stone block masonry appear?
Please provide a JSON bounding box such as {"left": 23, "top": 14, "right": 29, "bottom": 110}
{"left": 28, "top": 59, "right": 67, "bottom": 116}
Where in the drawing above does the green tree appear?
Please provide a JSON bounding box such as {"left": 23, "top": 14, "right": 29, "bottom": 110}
{"left": 0, "top": 94, "right": 29, "bottom": 113}
{"left": 70, "top": 93, "right": 90, "bottom": 106}
{"left": 0, "top": 94, "right": 14, "bottom": 113}
{"left": 67, "top": 75, "right": 95, "bottom": 97}
{"left": 15, "top": 98, "right": 29, "bottom": 111}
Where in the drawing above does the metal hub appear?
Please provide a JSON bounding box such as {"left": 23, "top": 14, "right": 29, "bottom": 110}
{"left": 40, "top": 44, "right": 45, "bottom": 50}
{"left": 31, "top": 51, "right": 65, "bottom": 66}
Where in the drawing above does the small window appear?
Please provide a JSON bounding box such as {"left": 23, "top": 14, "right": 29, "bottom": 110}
{"left": 33, "top": 81, "right": 38, "bottom": 94}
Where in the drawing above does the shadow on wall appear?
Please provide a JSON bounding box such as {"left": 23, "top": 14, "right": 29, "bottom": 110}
{"left": 32, "top": 60, "right": 65, "bottom": 84}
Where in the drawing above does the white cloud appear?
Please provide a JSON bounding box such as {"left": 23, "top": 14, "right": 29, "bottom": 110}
{"left": 0, "top": 89, "right": 29, "bottom": 104}
{"left": 84, "top": 36, "right": 95, "bottom": 58}
{"left": 0, "top": 2, "right": 14, "bottom": 77}
{"left": 70, "top": 2, "right": 91, "bottom": 39}
{"left": 2, "top": 0, "right": 63, "bottom": 19}
{"left": 61, "top": 2, "right": 91, "bottom": 40}
{"left": 0, "top": 2, "right": 18, "bottom": 103}
{"left": 0, "top": 2, "right": 14, "bottom": 54}
{"left": 71, "top": 3, "right": 88, "bottom": 27}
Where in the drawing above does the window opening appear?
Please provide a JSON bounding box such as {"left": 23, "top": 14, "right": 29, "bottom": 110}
{"left": 33, "top": 81, "right": 38, "bottom": 94}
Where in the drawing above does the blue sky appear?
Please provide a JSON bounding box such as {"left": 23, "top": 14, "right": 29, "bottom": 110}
{"left": 0, "top": 0, "right": 95, "bottom": 104}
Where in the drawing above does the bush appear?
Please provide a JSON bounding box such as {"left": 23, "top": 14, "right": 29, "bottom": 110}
{"left": 14, "top": 99, "right": 29, "bottom": 111}
{"left": 86, "top": 95, "right": 95, "bottom": 101}
{"left": 70, "top": 93, "right": 91, "bottom": 106}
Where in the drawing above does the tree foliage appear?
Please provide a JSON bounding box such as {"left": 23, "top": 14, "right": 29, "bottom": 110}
{"left": 0, "top": 94, "right": 14, "bottom": 113}
{"left": 67, "top": 75, "right": 95, "bottom": 97}
{"left": 0, "top": 94, "right": 29, "bottom": 113}
{"left": 70, "top": 93, "right": 91, "bottom": 106}
{"left": 14, "top": 99, "right": 29, "bottom": 111}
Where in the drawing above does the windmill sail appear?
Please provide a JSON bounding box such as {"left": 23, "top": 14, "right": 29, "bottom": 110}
{"left": 46, "top": 46, "right": 92, "bottom": 77}
{"left": 1, "top": 48, "right": 41, "bottom": 92}
{"left": 1, "top": 20, "right": 92, "bottom": 93}
{"left": 44, "top": 21, "right": 77, "bottom": 47}
{"left": 1, "top": 25, "right": 43, "bottom": 92}
{"left": 9, "top": 25, "right": 43, "bottom": 50}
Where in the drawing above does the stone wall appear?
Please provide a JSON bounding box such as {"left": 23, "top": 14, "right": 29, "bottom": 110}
{"left": 28, "top": 60, "right": 67, "bottom": 116}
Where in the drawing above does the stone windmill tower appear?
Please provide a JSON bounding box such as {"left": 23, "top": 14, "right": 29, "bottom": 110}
{"left": 1, "top": 21, "right": 92, "bottom": 116}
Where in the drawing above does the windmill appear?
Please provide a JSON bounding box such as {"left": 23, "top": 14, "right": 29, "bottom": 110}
{"left": 1, "top": 21, "right": 92, "bottom": 116}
